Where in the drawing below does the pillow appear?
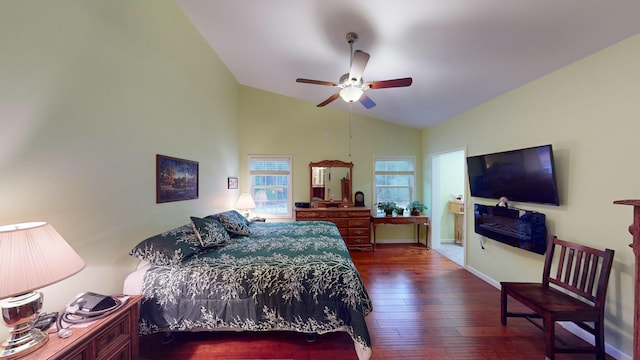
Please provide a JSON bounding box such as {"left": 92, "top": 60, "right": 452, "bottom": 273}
{"left": 190, "top": 216, "right": 231, "bottom": 247}
{"left": 218, "top": 212, "right": 251, "bottom": 237}
{"left": 206, "top": 210, "right": 251, "bottom": 237}
{"left": 226, "top": 210, "right": 251, "bottom": 227}
{"left": 129, "top": 224, "right": 201, "bottom": 266}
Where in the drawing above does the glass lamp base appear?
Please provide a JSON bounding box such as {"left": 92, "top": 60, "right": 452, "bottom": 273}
{"left": 1, "top": 292, "right": 48, "bottom": 359}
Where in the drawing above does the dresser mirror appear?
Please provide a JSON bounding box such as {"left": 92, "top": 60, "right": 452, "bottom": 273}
{"left": 309, "top": 160, "right": 353, "bottom": 207}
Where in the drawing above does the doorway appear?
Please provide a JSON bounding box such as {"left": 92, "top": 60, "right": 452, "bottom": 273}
{"left": 430, "top": 148, "right": 466, "bottom": 266}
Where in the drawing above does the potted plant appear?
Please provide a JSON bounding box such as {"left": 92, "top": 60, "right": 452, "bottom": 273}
{"left": 376, "top": 201, "right": 397, "bottom": 216}
{"left": 395, "top": 205, "right": 405, "bottom": 216}
{"left": 406, "top": 201, "right": 426, "bottom": 216}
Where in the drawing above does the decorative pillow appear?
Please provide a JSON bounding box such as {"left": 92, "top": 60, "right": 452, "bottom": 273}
{"left": 218, "top": 212, "right": 251, "bottom": 237}
{"left": 227, "top": 210, "right": 251, "bottom": 227}
{"left": 206, "top": 210, "right": 251, "bottom": 237}
{"left": 190, "top": 216, "right": 231, "bottom": 247}
{"left": 129, "top": 224, "right": 201, "bottom": 266}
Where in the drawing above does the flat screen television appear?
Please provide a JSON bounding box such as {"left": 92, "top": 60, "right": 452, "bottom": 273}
{"left": 474, "top": 203, "right": 547, "bottom": 255}
{"left": 466, "top": 144, "right": 560, "bottom": 206}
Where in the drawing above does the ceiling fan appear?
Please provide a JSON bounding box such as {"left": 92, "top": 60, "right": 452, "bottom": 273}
{"left": 296, "top": 32, "right": 413, "bottom": 109}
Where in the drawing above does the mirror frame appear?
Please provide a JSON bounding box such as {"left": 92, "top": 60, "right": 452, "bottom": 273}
{"left": 309, "top": 160, "right": 353, "bottom": 207}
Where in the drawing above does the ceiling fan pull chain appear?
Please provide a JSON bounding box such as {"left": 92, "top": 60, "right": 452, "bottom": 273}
{"left": 348, "top": 104, "right": 353, "bottom": 158}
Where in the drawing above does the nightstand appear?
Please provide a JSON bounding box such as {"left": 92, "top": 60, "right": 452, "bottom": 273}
{"left": 31, "top": 295, "right": 143, "bottom": 360}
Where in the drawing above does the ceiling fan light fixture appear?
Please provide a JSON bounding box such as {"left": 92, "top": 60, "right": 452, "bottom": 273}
{"left": 340, "top": 86, "right": 363, "bottom": 103}
{"left": 296, "top": 32, "right": 411, "bottom": 109}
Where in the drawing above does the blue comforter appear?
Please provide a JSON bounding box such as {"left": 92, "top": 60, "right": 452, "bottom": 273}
{"left": 138, "top": 221, "right": 372, "bottom": 351}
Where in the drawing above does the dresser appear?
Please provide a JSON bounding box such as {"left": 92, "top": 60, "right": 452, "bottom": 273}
{"left": 32, "top": 295, "right": 143, "bottom": 360}
{"left": 295, "top": 207, "right": 372, "bottom": 251}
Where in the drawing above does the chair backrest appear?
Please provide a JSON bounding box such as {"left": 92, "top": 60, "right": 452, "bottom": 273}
{"left": 542, "top": 236, "right": 615, "bottom": 310}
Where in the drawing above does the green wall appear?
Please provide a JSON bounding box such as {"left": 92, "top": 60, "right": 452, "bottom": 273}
{"left": 238, "top": 86, "right": 422, "bottom": 226}
{"left": 0, "top": 0, "right": 241, "bottom": 331}
{"left": 423, "top": 34, "right": 640, "bottom": 357}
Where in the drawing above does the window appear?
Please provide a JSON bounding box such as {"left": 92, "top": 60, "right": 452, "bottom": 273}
{"left": 249, "top": 156, "right": 292, "bottom": 218}
{"left": 374, "top": 157, "right": 415, "bottom": 213}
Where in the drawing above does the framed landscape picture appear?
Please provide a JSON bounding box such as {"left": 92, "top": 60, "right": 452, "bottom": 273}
{"left": 156, "top": 154, "right": 199, "bottom": 203}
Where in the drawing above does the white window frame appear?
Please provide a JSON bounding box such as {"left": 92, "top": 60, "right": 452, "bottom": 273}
{"left": 373, "top": 156, "right": 416, "bottom": 214}
{"left": 248, "top": 155, "right": 292, "bottom": 219}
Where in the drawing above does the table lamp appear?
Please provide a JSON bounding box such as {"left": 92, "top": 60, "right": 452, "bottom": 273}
{"left": 235, "top": 193, "right": 256, "bottom": 218}
{"left": 0, "top": 222, "right": 85, "bottom": 359}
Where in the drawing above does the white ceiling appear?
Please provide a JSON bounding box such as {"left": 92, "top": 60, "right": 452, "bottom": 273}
{"left": 177, "top": 0, "right": 640, "bottom": 129}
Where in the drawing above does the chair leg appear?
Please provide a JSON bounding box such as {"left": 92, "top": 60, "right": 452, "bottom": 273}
{"left": 500, "top": 289, "right": 507, "bottom": 325}
{"left": 595, "top": 319, "right": 605, "bottom": 360}
{"left": 544, "top": 316, "right": 555, "bottom": 360}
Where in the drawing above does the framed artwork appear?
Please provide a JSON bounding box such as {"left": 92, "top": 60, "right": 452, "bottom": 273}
{"left": 227, "top": 177, "right": 238, "bottom": 189}
{"left": 156, "top": 154, "right": 199, "bottom": 203}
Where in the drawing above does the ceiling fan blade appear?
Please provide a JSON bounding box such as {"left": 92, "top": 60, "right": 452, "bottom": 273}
{"left": 296, "top": 78, "right": 339, "bottom": 87}
{"left": 348, "top": 50, "right": 370, "bottom": 83}
{"left": 317, "top": 92, "right": 341, "bottom": 107}
{"left": 365, "top": 77, "right": 413, "bottom": 89}
{"left": 359, "top": 94, "right": 376, "bottom": 109}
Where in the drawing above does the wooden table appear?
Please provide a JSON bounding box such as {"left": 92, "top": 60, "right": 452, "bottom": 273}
{"left": 372, "top": 215, "right": 430, "bottom": 250}
{"left": 448, "top": 201, "right": 464, "bottom": 245}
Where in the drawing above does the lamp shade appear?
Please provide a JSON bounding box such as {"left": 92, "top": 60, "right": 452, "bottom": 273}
{"left": 235, "top": 193, "right": 256, "bottom": 211}
{"left": 0, "top": 222, "right": 85, "bottom": 298}
{"left": 340, "top": 86, "right": 364, "bottom": 103}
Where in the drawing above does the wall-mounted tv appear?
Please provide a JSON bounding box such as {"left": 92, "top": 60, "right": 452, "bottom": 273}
{"left": 466, "top": 144, "right": 560, "bottom": 206}
{"left": 474, "top": 203, "right": 547, "bottom": 255}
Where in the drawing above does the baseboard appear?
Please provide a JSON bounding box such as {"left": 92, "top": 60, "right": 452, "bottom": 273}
{"left": 465, "top": 266, "right": 631, "bottom": 360}
{"left": 558, "top": 322, "right": 631, "bottom": 360}
{"left": 465, "top": 265, "right": 501, "bottom": 290}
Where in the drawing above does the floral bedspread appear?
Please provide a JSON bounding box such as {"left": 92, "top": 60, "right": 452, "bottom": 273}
{"left": 138, "top": 221, "right": 372, "bottom": 351}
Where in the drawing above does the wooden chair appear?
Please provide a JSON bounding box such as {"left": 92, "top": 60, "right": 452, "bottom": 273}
{"left": 501, "top": 236, "right": 615, "bottom": 360}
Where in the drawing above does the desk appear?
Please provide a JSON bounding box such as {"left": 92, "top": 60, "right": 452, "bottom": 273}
{"left": 372, "top": 215, "right": 430, "bottom": 250}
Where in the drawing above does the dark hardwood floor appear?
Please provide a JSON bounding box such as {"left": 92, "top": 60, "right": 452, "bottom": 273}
{"left": 140, "top": 244, "right": 611, "bottom": 359}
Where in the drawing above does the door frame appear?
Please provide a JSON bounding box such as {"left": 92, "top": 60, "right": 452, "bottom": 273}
{"left": 430, "top": 147, "right": 467, "bottom": 266}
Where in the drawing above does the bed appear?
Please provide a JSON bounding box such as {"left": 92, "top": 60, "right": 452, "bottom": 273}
{"left": 123, "top": 210, "right": 372, "bottom": 359}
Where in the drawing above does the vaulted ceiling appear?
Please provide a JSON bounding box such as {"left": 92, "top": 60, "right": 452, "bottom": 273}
{"left": 178, "top": 0, "right": 640, "bottom": 129}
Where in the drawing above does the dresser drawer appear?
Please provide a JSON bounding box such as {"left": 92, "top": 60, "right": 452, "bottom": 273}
{"left": 99, "top": 341, "right": 131, "bottom": 360}
{"left": 295, "top": 211, "right": 324, "bottom": 219}
{"left": 326, "top": 211, "right": 350, "bottom": 218}
{"left": 60, "top": 346, "right": 89, "bottom": 360}
{"left": 95, "top": 313, "right": 130, "bottom": 359}
{"left": 345, "top": 236, "right": 370, "bottom": 246}
{"left": 348, "top": 218, "right": 369, "bottom": 228}
{"left": 348, "top": 228, "right": 369, "bottom": 238}
{"left": 327, "top": 219, "right": 348, "bottom": 228}
{"left": 347, "top": 210, "right": 370, "bottom": 218}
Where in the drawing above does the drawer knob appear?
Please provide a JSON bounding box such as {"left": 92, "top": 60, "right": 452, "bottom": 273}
{"left": 354, "top": 231, "right": 363, "bottom": 235}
